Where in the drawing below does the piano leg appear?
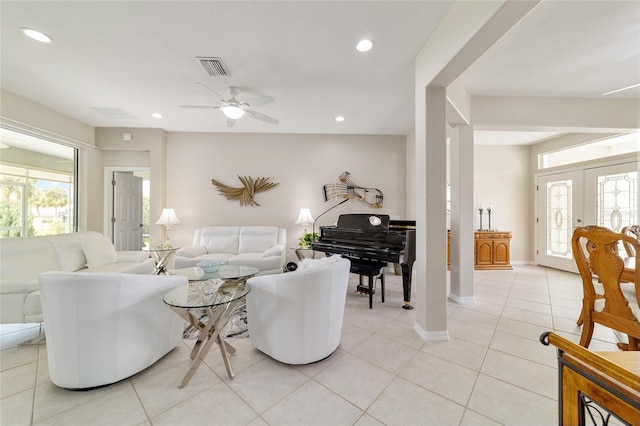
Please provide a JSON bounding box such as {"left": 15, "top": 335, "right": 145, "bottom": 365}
{"left": 401, "top": 263, "right": 414, "bottom": 310}
{"left": 381, "top": 269, "right": 385, "bottom": 303}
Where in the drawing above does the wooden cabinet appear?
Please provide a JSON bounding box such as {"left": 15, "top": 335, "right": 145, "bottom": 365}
{"left": 474, "top": 231, "right": 512, "bottom": 270}
{"left": 447, "top": 230, "right": 512, "bottom": 270}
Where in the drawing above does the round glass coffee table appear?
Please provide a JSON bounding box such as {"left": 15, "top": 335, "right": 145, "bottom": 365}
{"left": 164, "top": 265, "right": 258, "bottom": 388}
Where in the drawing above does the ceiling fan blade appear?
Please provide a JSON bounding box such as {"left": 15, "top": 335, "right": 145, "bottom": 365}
{"left": 179, "top": 105, "right": 218, "bottom": 109}
{"left": 243, "top": 95, "right": 274, "bottom": 107}
{"left": 247, "top": 110, "right": 279, "bottom": 124}
{"left": 194, "top": 82, "right": 225, "bottom": 100}
{"left": 226, "top": 118, "right": 237, "bottom": 127}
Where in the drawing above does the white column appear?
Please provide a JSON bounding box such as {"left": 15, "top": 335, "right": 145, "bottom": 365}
{"left": 414, "top": 85, "right": 448, "bottom": 341}
{"left": 449, "top": 124, "right": 475, "bottom": 303}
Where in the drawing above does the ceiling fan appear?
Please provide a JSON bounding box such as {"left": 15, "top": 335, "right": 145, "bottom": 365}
{"left": 181, "top": 83, "right": 278, "bottom": 127}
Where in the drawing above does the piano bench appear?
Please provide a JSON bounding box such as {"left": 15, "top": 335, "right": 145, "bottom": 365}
{"left": 350, "top": 261, "right": 386, "bottom": 309}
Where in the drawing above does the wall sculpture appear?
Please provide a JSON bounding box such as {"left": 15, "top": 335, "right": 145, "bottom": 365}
{"left": 322, "top": 171, "right": 383, "bottom": 208}
{"left": 211, "top": 176, "right": 279, "bottom": 206}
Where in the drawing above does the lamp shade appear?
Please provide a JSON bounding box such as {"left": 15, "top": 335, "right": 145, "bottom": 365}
{"left": 155, "top": 208, "right": 181, "bottom": 227}
{"left": 295, "top": 208, "right": 314, "bottom": 227}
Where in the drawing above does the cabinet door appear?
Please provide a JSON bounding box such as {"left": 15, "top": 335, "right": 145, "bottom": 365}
{"left": 475, "top": 240, "right": 493, "bottom": 266}
{"left": 493, "top": 241, "right": 510, "bottom": 266}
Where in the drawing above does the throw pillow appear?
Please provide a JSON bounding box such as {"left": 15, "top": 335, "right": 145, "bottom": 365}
{"left": 82, "top": 235, "right": 118, "bottom": 268}
{"left": 262, "top": 245, "right": 283, "bottom": 258}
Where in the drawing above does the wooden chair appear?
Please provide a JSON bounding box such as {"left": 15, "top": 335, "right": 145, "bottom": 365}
{"left": 572, "top": 226, "right": 640, "bottom": 351}
{"left": 621, "top": 225, "right": 640, "bottom": 257}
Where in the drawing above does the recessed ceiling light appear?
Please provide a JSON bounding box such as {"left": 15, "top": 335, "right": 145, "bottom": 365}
{"left": 601, "top": 83, "right": 640, "bottom": 96}
{"left": 335, "top": 116, "right": 345, "bottom": 122}
{"left": 356, "top": 39, "right": 373, "bottom": 52}
{"left": 151, "top": 113, "right": 163, "bottom": 119}
{"left": 20, "top": 27, "right": 53, "bottom": 43}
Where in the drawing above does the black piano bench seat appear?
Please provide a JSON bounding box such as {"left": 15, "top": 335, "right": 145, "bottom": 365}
{"left": 350, "top": 261, "right": 386, "bottom": 309}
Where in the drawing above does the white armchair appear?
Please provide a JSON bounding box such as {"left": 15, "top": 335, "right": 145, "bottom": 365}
{"left": 39, "top": 271, "right": 187, "bottom": 389}
{"left": 246, "top": 256, "right": 350, "bottom": 364}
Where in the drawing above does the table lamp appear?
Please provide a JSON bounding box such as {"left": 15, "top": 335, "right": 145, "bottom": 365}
{"left": 295, "top": 208, "right": 314, "bottom": 247}
{"left": 156, "top": 208, "right": 180, "bottom": 248}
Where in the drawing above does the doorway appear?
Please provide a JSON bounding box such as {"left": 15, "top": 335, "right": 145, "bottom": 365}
{"left": 104, "top": 167, "right": 149, "bottom": 250}
{"left": 536, "top": 160, "right": 638, "bottom": 272}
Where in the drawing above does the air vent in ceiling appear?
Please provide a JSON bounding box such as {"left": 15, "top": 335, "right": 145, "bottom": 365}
{"left": 91, "top": 107, "right": 138, "bottom": 119}
{"left": 197, "top": 57, "right": 229, "bottom": 76}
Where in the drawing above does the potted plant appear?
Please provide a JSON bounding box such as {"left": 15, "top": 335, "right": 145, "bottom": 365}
{"left": 298, "top": 232, "right": 319, "bottom": 248}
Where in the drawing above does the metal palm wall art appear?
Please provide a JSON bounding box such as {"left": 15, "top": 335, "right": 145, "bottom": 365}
{"left": 211, "top": 176, "right": 279, "bottom": 206}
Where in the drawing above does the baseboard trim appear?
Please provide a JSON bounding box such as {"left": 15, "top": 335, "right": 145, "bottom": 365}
{"left": 413, "top": 324, "right": 449, "bottom": 342}
{"left": 448, "top": 293, "right": 476, "bottom": 304}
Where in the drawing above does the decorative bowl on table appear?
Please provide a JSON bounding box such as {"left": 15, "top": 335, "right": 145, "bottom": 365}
{"left": 197, "top": 259, "right": 225, "bottom": 273}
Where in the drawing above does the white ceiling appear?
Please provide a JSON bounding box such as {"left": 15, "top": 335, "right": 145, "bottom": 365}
{"left": 1, "top": 1, "right": 639, "bottom": 145}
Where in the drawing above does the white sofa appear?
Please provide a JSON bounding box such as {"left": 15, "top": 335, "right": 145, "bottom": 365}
{"left": 246, "top": 255, "right": 351, "bottom": 364}
{"left": 0, "top": 231, "right": 155, "bottom": 324}
{"left": 174, "top": 226, "right": 286, "bottom": 275}
{"left": 39, "top": 271, "right": 186, "bottom": 389}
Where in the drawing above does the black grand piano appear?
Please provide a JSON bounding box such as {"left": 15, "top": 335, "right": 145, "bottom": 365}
{"left": 311, "top": 214, "right": 416, "bottom": 309}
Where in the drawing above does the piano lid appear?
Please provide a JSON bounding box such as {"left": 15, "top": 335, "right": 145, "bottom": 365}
{"left": 333, "top": 214, "right": 390, "bottom": 233}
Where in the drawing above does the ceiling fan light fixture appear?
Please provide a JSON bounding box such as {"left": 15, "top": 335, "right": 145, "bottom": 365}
{"left": 222, "top": 105, "right": 245, "bottom": 119}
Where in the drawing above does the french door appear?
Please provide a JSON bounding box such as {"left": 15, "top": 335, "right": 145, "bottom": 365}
{"left": 536, "top": 161, "right": 638, "bottom": 272}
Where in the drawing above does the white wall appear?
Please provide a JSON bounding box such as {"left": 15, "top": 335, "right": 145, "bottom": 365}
{"left": 474, "top": 144, "right": 532, "bottom": 262}
{"left": 164, "top": 132, "right": 407, "bottom": 262}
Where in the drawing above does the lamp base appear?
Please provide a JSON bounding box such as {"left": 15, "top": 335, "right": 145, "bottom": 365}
{"left": 156, "top": 241, "right": 172, "bottom": 250}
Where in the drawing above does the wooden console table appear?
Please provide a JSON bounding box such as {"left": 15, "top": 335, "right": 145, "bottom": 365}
{"left": 447, "top": 230, "right": 512, "bottom": 270}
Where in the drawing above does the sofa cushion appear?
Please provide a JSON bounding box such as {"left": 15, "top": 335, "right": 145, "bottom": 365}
{"left": 83, "top": 258, "right": 156, "bottom": 274}
{"left": 238, "top": 227, "right": 279, "bottom": 253}
{"left": 49, "top": 232, "right": 87, "bottom": 271}
{"left": 0, "top": 236, "right": 60, "bottom": 282}
{"left": 174, "top": 253, "right": 235, "bottom": 269}
{"left": 82, "top": 234, "right": 118, "bottom": 268}
{"left": 263, "top": 245, "right": 284, "bottom": 258}
{"left": 200, "top": 227, "right": 240, "bottom": 254}
{"left": 227, "top": 253, "right": 283, "bottom": 272}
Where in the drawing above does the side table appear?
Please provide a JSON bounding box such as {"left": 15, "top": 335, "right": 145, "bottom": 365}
{"left": 291, "top": 246, "right": 322, "bottom": 261}
{"left": 164, "top": 265, "right": 258, "bottom": 388}
{"left": 143, "top": 246, "right": 180, "bottom": 275}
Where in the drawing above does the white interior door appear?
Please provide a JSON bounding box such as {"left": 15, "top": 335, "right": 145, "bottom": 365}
{"left": 113, "top": 172, "right": 143, "bottom": 250}
{"left": 535, "top": 171, "right": 584, "bottom": 272}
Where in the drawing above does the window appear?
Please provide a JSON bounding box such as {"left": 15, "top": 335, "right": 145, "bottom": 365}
{"left": 539, "top": 133, "right": 639, "bottom": 169}
{"left": 0, "top": 128, "right": 77, "bottom": 238}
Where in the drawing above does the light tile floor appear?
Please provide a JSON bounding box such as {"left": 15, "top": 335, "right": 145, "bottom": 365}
{"left": 0, "top": 265, "right": 627, "bottom": 425}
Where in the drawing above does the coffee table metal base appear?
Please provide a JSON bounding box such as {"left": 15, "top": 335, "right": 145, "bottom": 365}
{"left": 169, "top": 298, "right": 243, "bottom": 388}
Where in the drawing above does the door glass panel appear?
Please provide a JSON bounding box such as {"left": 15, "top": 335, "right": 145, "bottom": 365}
{"left": 546, "top": 179, "right": 573, "bottom": 258}
{"left": 596, "top": 171, "right": 637, "bottom": 232}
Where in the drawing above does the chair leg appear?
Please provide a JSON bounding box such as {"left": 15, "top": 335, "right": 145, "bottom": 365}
{"left": 579, "top": 320, "right": 594, "bottom": 348}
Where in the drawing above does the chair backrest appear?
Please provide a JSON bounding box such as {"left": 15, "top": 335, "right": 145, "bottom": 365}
{"left": 621, "top": 225, "right": 640, "bottom": 257}
{"left": 572, "top": 226, "right": 640, "bottom": 325}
